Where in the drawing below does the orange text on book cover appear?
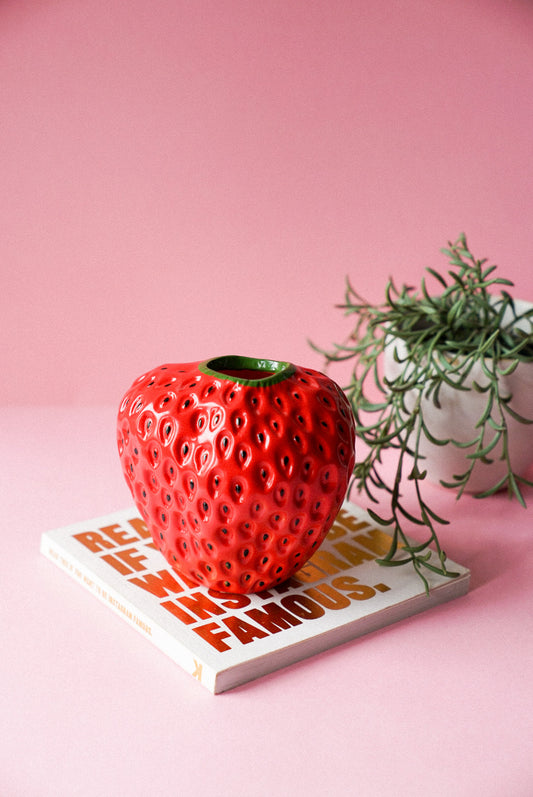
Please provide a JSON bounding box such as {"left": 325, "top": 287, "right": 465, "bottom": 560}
{"left": 71, "top": 508, "right": 393, "bottom": 653}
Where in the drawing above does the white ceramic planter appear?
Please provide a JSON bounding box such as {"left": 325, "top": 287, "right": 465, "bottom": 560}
{"left": 383, "top": 299, "right": 533, "bottom": 493}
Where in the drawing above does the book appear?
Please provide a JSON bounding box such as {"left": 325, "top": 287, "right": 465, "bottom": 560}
{"left": 40, "top": 501, "right": 470, "bottom": 694}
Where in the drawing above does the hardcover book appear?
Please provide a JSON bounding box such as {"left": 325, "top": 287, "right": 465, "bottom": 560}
{"left": 40, "top": 502, "right": 470, "bottom": 693}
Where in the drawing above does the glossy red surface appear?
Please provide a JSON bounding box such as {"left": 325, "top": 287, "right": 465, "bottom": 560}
{"left": 117, "top": 358, "right": 356, "bottom": 592}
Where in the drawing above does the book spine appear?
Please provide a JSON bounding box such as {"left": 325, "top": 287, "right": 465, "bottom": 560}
{"left": 40, "top": 532, "right": 217, "bottom": 693}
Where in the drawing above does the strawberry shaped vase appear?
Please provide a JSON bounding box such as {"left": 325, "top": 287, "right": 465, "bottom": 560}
{"left": 117, "top": 356, "right": 356, "bottom": 593}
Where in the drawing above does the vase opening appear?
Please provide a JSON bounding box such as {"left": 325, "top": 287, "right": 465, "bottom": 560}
{"left": 217, "top": 367, "right": 274, "bottom": 380}
{"left": 199, "top": 356, "right": 296, "bottom": 386}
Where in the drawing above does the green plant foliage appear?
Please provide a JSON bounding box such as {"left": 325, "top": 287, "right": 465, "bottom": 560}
{"left": 314, "top": 234, "right": 533, "bottom": 593}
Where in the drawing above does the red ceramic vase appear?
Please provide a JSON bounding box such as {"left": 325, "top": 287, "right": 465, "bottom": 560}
{"left": 117, "top": 356, "right": 356, "bottom": 593}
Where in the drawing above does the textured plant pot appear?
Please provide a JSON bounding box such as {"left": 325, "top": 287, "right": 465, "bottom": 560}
{"left": 117, "top": 356, "right": 356, "bottom": 593}
{"left": 384, "top": 299, "right": 533, "bottom": 493}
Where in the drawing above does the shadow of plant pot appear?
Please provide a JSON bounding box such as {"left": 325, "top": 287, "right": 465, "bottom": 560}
{"left": 384, "top": 299, "right": 533, "bottom": 494}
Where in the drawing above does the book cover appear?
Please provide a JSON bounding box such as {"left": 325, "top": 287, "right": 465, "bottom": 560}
{"left": 40, "top": 502, "right": 470, "bottom": 693}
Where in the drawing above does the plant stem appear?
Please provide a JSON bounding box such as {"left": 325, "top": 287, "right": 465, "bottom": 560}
{"left": 313, "top": 235, "right": 533, "bottom": 591}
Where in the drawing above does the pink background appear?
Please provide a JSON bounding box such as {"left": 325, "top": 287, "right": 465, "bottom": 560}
{"left": 3, "top": 0, "right": 533, "bottom": 405}
{"left": 2, "top": 1, "right": 533, "bottom": 795}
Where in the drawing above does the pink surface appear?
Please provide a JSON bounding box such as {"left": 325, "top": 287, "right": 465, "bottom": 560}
{"left": 4, "top": 407, "right": 533, "bottom": 796}
{"left": 2, "top": 1, "right": 533, "bottom": 795}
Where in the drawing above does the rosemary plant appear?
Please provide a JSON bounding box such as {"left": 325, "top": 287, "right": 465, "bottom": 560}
{"left": 317, "top": 234, "right": 533, "bottom": 592}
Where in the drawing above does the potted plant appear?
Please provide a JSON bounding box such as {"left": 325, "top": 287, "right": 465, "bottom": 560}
{"left": 315, "top": 234, "right": 533, "bottom": 591}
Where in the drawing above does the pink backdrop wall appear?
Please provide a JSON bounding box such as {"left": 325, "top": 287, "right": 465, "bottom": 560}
{"left": 2, "top": 0, "right": 533, "bottom": 406}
